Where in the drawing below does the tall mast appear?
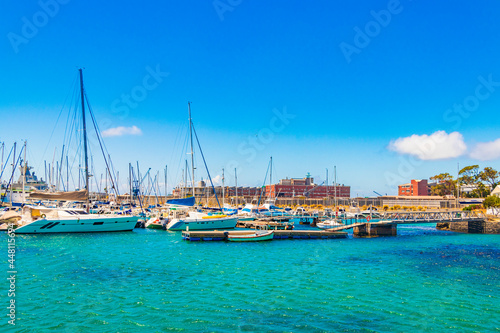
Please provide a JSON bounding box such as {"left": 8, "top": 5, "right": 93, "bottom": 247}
{"left": 129, "top": 163, "right": 132, "bottom": 203}
{"left": 185, "top": 160, "right": 188, "bottom": 197}
{"left": 334, "top": 165, "right": 337, "bottom": 208}
{"left": 22, "top": 141, "right": 27, "bottom": 204}
{"left": 0, "top": 142, "right": 4, "bottom": 185}
{"left": 66, "top": 156, "right": 69, "bottom": 191}
{"left": 164, "top": 165, "right": 167, "bottom": 204}
{"left": 456, "top": 162, "right": 460, "bottom": 208}
{"left": 270, "top": 156, "right": 272, "bottom": 186}
{"left": 269, "top": 156, "right": 272, "bottom": 198}
{"left": 181, "top": 167, "right": 184, "bottom": 198}
{"left": 222, "top": 168, "right": 225, "bottom": 207}
{"left": 136, "top": 161, "right": 141, "bottom": 203}
{"left": 156, "top": 170, "right": 160, "bottom": 205}
{"left": 79, "top": 68, "right": 90, "bottom": 212}
{"left": 235, "top": 168, "right": 238, "bottom": 208}
{"left": 188, "top": 102, "right": 195, "bottom": 198}
{"left": 326, "top": 168, "right": 329, "bottom": 198}
{"left": 11, "top": 142, "right": 16, "bottom": 205}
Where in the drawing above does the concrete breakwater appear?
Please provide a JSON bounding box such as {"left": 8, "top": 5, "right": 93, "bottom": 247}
{"left": 437, "top": 220, "right": 500, "bottom": 234}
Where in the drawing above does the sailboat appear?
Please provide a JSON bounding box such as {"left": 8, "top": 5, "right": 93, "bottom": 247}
{"left": 166, "top": 102, "right": 237, "bottom": 231}
{"left": 15, "top": 69, "right": 140, "bottom": 234}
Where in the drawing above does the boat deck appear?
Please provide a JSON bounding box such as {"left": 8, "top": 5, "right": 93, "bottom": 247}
{"left": 236, "top": 219, "right": 293, "bottom": 230}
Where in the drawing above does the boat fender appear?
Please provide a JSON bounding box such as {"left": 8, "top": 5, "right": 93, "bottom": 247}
{"left": 41, "top": 214, "right": 46, "bottom": 219}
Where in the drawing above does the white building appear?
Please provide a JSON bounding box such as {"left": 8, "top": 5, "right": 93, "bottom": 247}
{"left": 491, "top": 185, "right": 500, "bottom": 198}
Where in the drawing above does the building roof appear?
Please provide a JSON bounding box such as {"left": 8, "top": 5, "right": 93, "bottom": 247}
{"left": 492, "top": 185, "right": 500, "bottom": 196}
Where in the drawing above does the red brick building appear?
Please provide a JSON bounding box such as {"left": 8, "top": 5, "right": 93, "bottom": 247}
{"left": 265, "top": 177, "right": 350, "bottom": 198}
{"left": 398, "top": 179, "right": 429, "bottom": 196}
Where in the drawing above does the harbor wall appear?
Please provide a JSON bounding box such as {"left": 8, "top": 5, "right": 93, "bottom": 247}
{"left": 353, "top": 223, "right": 397, "bottom": 237}
{"left": 437, "top": 221, "right": 500, "bottom": 234}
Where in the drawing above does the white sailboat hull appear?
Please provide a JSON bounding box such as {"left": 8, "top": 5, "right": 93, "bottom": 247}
{"left": 167, "top": 216, "right": 237, "bottom": 231}
{"left": 14, "top": 215, "right": 140, "bottom": 234}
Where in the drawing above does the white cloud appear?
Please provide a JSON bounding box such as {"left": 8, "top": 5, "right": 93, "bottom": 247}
{"left": 211, "top": 175, "right": 222, "bottom": 186}
{"left": 102, "top": 126, "right": 142, "bottom": 138}
{"left": 469, "top": 138, "right": 500, "bottom": 161}
{"left": 388, "top": 131, "right": 467, "bottom": 160}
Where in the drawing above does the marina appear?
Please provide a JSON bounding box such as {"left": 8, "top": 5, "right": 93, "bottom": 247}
{"left": 2, "top": 1, "right": 500, "bottom": 331}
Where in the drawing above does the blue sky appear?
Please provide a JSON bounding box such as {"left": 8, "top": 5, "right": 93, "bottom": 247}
{"left": 1, "top": 0, "right": 500, "bottom": 196}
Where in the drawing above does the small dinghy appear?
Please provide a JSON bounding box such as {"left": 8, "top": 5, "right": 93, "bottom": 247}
{"left": 227, "top": 230, "right": 274, "bottom": 242}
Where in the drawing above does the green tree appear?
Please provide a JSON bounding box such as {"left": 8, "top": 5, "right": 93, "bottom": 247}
{"left": 459, "top": 165, "right": 480, "bottom": 185}
{"left": 430, "top": 173, "right": 456, "bottom": 196}
{"left": 479, "top": 167, "right": 499, "bottom": 190}
{"left": 483, "top": 195, "right": 500, "bottom": 208}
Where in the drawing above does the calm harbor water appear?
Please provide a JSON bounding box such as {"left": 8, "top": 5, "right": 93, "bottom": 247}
{"left": 3, "top": 223, "right": 500, "bottom": 332}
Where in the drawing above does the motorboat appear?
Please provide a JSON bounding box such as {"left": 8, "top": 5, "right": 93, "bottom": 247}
{"left": 227, "top": 230, "right": 274, "bottom": 242}
{"left": 166, "top": 210, "right": 238, "bottom": 231}
{"left": 14, "top": 205, "right": 140, "bottom": 234}
{"left": 316, "top": 218, "right": 343, "bottom": 229}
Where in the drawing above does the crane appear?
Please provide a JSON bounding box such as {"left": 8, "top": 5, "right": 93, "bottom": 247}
{"left": 304, "top": 181, "right": 325, "bottom": 197}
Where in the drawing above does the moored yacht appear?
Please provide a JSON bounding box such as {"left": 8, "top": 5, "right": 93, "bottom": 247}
{"left": 14, "top": 205, "right": 140, "bottom": 234}
{"left": 166, "top": 210, "right": 237, "bottom": 231}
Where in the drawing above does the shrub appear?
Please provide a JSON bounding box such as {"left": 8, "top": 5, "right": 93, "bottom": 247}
{"left": 483, "top": 196, "right": 500, "bottom": 208}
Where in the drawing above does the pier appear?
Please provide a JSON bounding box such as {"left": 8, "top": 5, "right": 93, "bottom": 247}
{"left": 332, "top": 210, "right": 491, "bottom": 236}
{"left": 181, "top": 229, "right": 348, "bottom": 241}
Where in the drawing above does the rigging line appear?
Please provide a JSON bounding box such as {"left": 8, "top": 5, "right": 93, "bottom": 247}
{"left": 65, "top": 91, "right": 79, "bottom": 155}
{"left": 149, "top": 173, "right": 159, "bottom": 202}
{"left": 84, "top": 94, "right": 120, "bottom": 196}
{"left": 0, "top": 145, "right": 25, "bottom": 200}
{"left": 151, "top": 174, "right": 160, "bottom": 205}
{"left": 68, "top": 137, "right": 82, "bottom": 177}
{"left": 68, "top": 162, "right": 76, "bottom": 190}
{"left": 86, "top": 104, "right": 120, "bottom": 197}
{"left": 90, "top": 155, "right": 100, "bottom": 193}
{"left": 257, "top": 159, "right": 271, "bottom": 209}
{"left": 107, "top": 154, "right": 120, "bottom": 194}
{"left": 38, "top": 75, "right": 78, "bottom": 172}
{"left": 169, "top": 120, "right": 187, "bottom": 177}
{"left": 131, "top": 166, "right": 145, "bottom": 214}
{"left": 192, "top": 124, "right": 221, "bottom": 210}
{"left": 173, "top": 124, "right": 189, "bottom": 191}
{"left": 0, "top": 146, "right": 14, "bottom": 181}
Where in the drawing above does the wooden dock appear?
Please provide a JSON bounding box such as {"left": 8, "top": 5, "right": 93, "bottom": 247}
{"left": 181, "top": 229, "right": 348, "bottom": 241}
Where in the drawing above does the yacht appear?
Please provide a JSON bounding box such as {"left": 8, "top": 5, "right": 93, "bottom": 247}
{"left": 166, "top": 210, "right": 237, "bottom": 231}
{"left": 13, "top": 69, "right": 140, "bottom": 234}
{"left": 316, "top": 218, "right": 343, "bottom": 229}
{"left": 14, "top": 205, "right": 140, "bottom": 234}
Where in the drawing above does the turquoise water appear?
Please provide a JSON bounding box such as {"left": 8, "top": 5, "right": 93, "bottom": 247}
{"left": 2, "top": 224, "right": 500, "bottom": 332}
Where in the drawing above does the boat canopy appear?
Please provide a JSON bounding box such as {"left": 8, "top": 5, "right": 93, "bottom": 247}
{"left": 28, "top": 190, "right": 88, "bottom": 202}
{"left": 166, "top": 196, "right": 195, "bottom": 207}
